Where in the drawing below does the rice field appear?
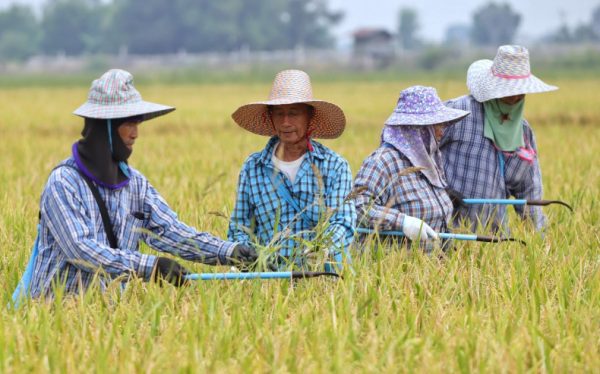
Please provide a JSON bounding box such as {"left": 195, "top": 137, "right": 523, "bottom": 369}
{"left": 0, "top": 76, "right": 599, "bottom": 372}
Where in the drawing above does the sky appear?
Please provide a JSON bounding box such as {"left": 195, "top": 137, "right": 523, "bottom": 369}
{"left": 329, "top": 0, "right": 598, "bottom": 46}
{"left": 2, "top": 0, "right": 598, "bottom": 46}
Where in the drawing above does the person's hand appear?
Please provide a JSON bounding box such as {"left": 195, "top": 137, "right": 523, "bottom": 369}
{"left": 445, "top": 188, "right": 466, "bottom": 209}
{"left": 231, "top": 244, "right": 259, "bottom": 264}
{"left": 152, "top": 257, "right": 190, "bottom": 287}
{"left": 402, "top": 215, "right": 439, "bottom": 242}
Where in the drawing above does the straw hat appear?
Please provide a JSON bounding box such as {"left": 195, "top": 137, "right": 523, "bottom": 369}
{"left": 231, "top": 69, "right": 346, "bottom": 139}
{"left": 467, "top": 45, "right": 558, "bottom": 103}
{"left": 385, "top": 86, "right": 470, "bottom": 126}
{"left": 73, "top": 69, "right": 174, "bottom": 120}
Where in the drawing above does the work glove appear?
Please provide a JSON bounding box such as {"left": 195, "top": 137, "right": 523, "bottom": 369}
{"left": 445, "top": 188, "right": 466, "bottom": 210}
{"left": 402, "top": 215, "right": 439, "bottom": 242}
{"left": 152, "top": 257, "right": 190, "bottom": 287}
{"left": 231, "top": 244, "right": 259, "bottom": 264}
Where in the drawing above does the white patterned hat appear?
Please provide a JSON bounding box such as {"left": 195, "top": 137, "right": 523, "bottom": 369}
{"left": 73, "top": 69, "right": 174, "bottom": 120}
{"left": 231, "top": 69, "right": 346, "bottom": 139}
{"left": 467, "top": 45, "right": 558, "bottom": 103}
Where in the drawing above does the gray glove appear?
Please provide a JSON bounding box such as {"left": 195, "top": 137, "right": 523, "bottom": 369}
{"left": 231, "top": 244, "right": 259, "bottom": 264}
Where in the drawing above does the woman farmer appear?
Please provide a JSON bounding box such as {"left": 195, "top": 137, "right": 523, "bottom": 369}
{"left": 15, "top": 69, "right": 257, "bottom": 301}
{"left": 440, "top": 45, "right": 558, "bottom": 233}
{"left": 353, "top": 86, "right": 470, "bottom": 251}
{"left": 228, "top": 69, "right": 356, "bottom": 272}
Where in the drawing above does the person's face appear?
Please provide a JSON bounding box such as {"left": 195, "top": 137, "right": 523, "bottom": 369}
{"left": 117, "top": 120, "right": 140, "bottom": 151}
{"left": 499, "top": 94, "right": 525, "bottom": 105}
{"left": 270, "top": 104, "right": 312, "bottom": 145}
{"left": 433, "top": 123, "right": 447, "bottom": 142}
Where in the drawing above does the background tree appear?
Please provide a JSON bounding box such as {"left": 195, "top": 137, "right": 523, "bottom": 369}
{"left": 397, "top": 7, "right": 420, "bottom": 50}
{"left": 284, "top": 0, "right": 343, "bottom": 49}
{"left": 41, "top": 0, "right": 103, "bottom": 55}
{"left": 591, "top": 4, "right": 600, "bottom": 40}
{"left": 0, "top": 5, "right": 40, "bottom": 61}
{"left": 470, "top": 2, "right": 521, "bottom": 46}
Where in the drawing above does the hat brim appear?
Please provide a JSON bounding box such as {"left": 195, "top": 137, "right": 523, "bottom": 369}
{"left": 467, "top": 59, "right": 558, "bottom": 103}
{"left": 384, "top": 106, "right": 470, "bottom": 126}
{"left": 73, "top": 100, "right": 175, "bottom": 121}
{"left": 231, "top": 99, "right": 346, "bottom": 139}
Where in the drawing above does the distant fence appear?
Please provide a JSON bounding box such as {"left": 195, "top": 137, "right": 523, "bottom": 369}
{"left": 2, "top": 44, "right": 599, "bottom": 75}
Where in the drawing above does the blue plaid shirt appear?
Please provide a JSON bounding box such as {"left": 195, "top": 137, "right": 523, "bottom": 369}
{"left": 441, "top": 95, "right": 545, "bottom": 232}
{"left": 354, "top": 143, "right": 453, "bottom": 233}
{"left": 228, "top": 137, "right": 356, "bottom": 267}
{"left": 30, "top": 158, "right": 236, "bottom": 298}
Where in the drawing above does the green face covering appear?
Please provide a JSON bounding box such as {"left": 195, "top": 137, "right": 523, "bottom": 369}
{"left": 483, "top": 98, "right": 525, "bottom": 151}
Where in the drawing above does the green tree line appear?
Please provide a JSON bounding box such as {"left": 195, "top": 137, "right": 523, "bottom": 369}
{"left": 0, "top": 0, "right": 343, "bottom": 62}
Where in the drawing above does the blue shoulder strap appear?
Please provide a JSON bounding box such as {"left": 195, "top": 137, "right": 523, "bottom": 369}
{"left": 11, "top": 225, "right": 41, "bottom": 307}
{"left": 272, "top": 173, "right": 314, "bottom": 227}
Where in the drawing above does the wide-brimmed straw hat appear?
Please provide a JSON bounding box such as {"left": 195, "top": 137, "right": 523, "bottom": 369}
{"left": 385, "top": 85, "right": 470, "bottom": 126}
{"left": 231, "top": 69, "right": 346, "bottom": 139}
{"left": 467, "top": 45, "right": 558, "bottom": 103}
{"left": 73, "top": 69, "right": 174, "bottom": 120}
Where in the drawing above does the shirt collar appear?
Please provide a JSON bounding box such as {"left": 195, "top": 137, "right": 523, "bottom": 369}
{"left": 258, "top": 136, "right": 325, "bottom": 165}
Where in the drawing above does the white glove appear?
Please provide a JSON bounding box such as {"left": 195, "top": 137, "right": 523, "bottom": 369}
{"left": 402, "top": 215, "right": 439, "bottom": 242}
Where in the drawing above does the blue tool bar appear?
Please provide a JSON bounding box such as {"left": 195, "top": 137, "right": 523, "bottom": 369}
{"left": 185, "top": 271, "right": 294, "bottom": 281}
{"left": 462, "top": 198, "right": 527, "bottom": 205}
{"left": 355, "top": 227, "right": 478, "bottom": 241}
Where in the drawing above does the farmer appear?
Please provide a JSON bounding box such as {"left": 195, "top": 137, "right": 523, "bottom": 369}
{"left": 228, "top": 69, "right": 355, "bottom": 272}
{"left": 440, "top": 45, "right": 558, "bottom": 233}
{"left": 15, "top": 69, "right": 257, "bottom": 300}
{"left": 353, "top": 86, "right": 470, "bottom": 251}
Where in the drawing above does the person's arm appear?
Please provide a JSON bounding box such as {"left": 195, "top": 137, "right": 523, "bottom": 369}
{"left": 142, "top": 182, "right": 236, "bottom": 266}
{"left": 227, "top": 165, "right": 254, "bottom": 246}
{"left": 321, "top": 160, "right": 356, "bottom": 270}
{"left": 510, "top": 127, "right": 546, "bottom": 230}
{"left": 353, "top": 155, "right": 405, "bottom": 230}
{"left": 42, "top": 177, "right": 156, "bottom": 280}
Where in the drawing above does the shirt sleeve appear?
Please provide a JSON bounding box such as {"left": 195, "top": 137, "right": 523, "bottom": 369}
{"left": 143, "top": 182, "right": 236, "bottom": 265}
{"left": 42, "top": 178, "right": 156, "bottom": 280}
{"left": 321, "top": 159, "right": 356, "bottom": 268}
{"left": 509, "top": 127, "right": 546, "bottom": 231}
{"left": 353, "top": 155, "right": 405, "bottom": 230}
{"left": 227, "top": 163, "right": 254, "bottom": 245}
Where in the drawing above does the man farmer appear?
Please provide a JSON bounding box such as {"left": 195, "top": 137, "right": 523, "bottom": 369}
{"left": 228, "top": 69, "right": 356, "bottom": 272}
{"left": 14, "top": 69, "right": 257, "bottom": 301}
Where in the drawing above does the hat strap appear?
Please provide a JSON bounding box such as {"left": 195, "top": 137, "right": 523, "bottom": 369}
{"left": 306, "top": 128, "right": 314, "bottom": 152}
{"left": 107, "top": 119, "right": 131, "bottom": 178}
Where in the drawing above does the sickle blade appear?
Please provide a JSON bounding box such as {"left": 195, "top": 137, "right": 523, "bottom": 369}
{"left": 476, "top": 235, "right": 527, "bottom": 246}
{"left": 290, "top": 271, "right": 340, "bottom": 279}
{"left": 527, "top": 199, "right": 573, "bottom": 212}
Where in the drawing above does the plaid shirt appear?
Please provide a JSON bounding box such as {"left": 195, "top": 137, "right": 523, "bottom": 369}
{"left": 228, "top": 137, "right": 356, "bottom": 265}
{"left": 353, "top": 144, "right": 453, "bottom": 234}
{"left": 30, "top": 158, "right": 236, "bottom": 298}
{"left": 441, "top": 95, "right": 545, "bottom": 232}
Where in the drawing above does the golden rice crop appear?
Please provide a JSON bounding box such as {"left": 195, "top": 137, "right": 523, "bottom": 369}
{"left": 0, "top": 77, "right": 598, "bottom": 372}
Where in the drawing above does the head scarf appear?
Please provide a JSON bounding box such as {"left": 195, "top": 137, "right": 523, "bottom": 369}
{"left": 483, "top": 98, "right": 525, "bottom": 151}
{"left": 73, "top": 117, "right": 136, "bottom": 189}
{"left": 381, "top": 125, "right": 446, "bottom": 188}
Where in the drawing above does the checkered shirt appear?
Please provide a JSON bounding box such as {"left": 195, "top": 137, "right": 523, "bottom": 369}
{"left": 30, "top": 158, "right": 236, "bottom": 298}
{"left": 440, "top": 95, "right": 545, "bottom": 232}
{"left": 353, "top": 144, "right": 453, "bottom": 235}
{"left": 228, "top": 137, "right": 356, "bottom": 264}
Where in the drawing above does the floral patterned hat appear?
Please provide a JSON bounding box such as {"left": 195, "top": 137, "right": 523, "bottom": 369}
{"left": 231, "top": 69, "right": 346, "bottom": 139}
{"left": 73, "top": 69, "right": 174, "bottom": 120}
{"left": 385, "top": 85, "right": 470, "bottom": 126}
